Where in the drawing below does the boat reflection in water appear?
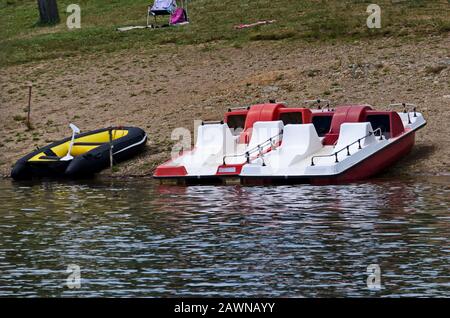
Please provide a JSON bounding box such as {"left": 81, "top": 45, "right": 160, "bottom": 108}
{"left": 0, "top": 176, "right": 448, "bottom": 297}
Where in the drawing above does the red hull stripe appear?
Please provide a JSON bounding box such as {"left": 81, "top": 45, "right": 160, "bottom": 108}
{"left": 216, "top": 164, "right": 244, "bottom": 176}
{"left": 154, "top": 165, "right": 187, "bottom": 177}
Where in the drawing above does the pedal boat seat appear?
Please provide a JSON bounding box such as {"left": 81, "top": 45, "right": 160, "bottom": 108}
{"left": 257, "top": 124, "right": 322, "bottom": 169}
{"left": 225, "top": 120, "right": 284, "bottom": 165}
{"left": 179, "top": 123, "right": 236, "bottom": 174}
{"left": 334, "top": 122, "right": 376, "bottom": 161}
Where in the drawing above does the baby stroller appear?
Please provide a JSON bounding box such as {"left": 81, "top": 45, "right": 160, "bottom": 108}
{"left": 147, "top": 0, "right": 189, "bottom": 28}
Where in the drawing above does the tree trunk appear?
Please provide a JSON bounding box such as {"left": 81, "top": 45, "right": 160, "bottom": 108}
{"left": 37, "top": 0, "right": 60, "bottom": 25}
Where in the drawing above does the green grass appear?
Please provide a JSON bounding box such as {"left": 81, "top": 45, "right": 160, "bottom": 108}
{"left": 0, "top": 0, "right": 449, "bottom": 67}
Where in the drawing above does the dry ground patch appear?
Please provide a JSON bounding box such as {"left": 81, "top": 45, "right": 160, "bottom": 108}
{"left": 1, "top": 36, "right": 449, "bottom": 177}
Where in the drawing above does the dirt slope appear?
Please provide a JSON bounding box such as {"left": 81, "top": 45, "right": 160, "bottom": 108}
{"left": 1, "top": 36, "right": 449, "bottom": 178}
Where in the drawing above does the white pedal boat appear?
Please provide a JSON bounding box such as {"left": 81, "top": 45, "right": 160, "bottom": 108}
{"left": 154, "top": 102, "right": 426, "bottom": 185}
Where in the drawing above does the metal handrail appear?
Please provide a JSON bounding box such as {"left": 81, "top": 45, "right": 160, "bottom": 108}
{"left": 390, "top": 102, "right": 418, "bottom": 116}
{"left": 311, "top": 128, "right": 384, "bottom": 166}
{"left": 201, "top": 120, "right": 224, "bottom": 125}
{"left": 389, "top": 103, "right": 419, "bottom": 125}
{"left": 227, "top": 106, "right": 250, "bottom": 112}
{"left": 223, "top": 131, "right": 283, "bottom": 165}
{"left": 304, "top": 99, "right": 332, "bottom": 111}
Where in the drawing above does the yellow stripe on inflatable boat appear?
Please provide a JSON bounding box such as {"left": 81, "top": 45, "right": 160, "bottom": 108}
{"left": 29, "top": 129, "right": 129, "bottom": 162}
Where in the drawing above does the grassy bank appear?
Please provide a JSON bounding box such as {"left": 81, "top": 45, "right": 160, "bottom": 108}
{"left": 1, "top": 0, "right": 449, "bottom": 67}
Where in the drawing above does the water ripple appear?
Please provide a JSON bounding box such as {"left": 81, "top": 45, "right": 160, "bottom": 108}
{"left": 0, "top": 177, "right": 448, "bottom": 297}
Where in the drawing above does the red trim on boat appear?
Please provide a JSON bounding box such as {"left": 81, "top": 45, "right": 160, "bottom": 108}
{"left": 154, "top": 165, "right": 188, "bottom": 177}
{"left": 364, "top": 110, "right": 405, "bottom": 138}
{"left": 239, "top": 103, "right": 285, "bottom": 143}
{"left": 323, "top": 105, "right": 372, "bottom": 145}
{"left": 278, "top": 108, "right": 312, "bottom": 124}
{"left": 216, "top": 164, "right": 244, "bottom": 176}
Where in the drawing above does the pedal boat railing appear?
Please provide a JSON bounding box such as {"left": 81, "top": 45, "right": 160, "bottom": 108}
{"left": 227, "top": 106, "right": 250, "bottom": 112}
{"left": 390, "top": 102, "right": 419, "bottom": 125}
{"left": 201, "top": 120, "right": 224, "bottom": 125}
{"left": 310, "top": 128, "right": 384, "bottom": 166}
{"left": 222, "top": 130, "right": 284, "bottom": 166}
{"left": 304, "top": 99, "right": 333, "bottom": 111}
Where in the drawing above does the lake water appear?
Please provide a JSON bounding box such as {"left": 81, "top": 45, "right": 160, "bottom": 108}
{"left": 0, "top": 177, "right": 448, "bottom": 297}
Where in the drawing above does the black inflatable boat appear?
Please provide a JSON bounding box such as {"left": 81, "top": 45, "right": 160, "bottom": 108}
{"left": 11, "top": 126, "right": 147, "bottom": 180}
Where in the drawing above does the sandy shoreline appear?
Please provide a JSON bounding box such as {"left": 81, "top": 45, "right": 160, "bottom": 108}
{"left": 1, "top": 36, "right": 449, "bottom": 179}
